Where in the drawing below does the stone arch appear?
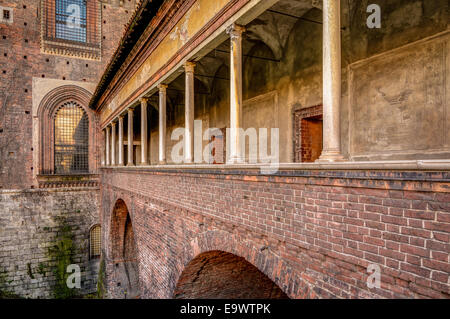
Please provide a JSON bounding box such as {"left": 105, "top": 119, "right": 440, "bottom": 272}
{"left": 109, "top": 198, "right": 140, "bottom": 298}
{"left": 37, "top": 85, "right": 98, "bottom": 174}
{"left": 283, "top": 7, "right": 323, "bottom": 75}
{"left": 171, "top": 230, "right": 312, "bottom": 299}
{"left": 243, "top": 42, "right": 276, "bottom": 100}
{"left": 174, "top": 250, "right": 289, "bottom": 299}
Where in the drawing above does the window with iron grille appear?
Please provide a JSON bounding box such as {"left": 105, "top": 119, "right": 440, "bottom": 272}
{"left": 41, "top": 0, "right": 101, "bottom": 60}
{"left": 54, "top": 102, "right": 89, "bottom": 174}
{"left": 3, "top": 10, "right": 10, "bottom": 20}
{"left": 90, "top": 225, "right": 101, "bottom": 259}
{"left": 0, "top": 6, "right": 13, "bottom": 24}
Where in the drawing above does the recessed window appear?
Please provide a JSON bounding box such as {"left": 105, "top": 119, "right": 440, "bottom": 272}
{"left": 41, "top": 0, "right": 101, "bottom": 60}
{"left": 3, "top": 10, "right": 10, "bottom": 20}
{"left": 0, "top": 7, "right": 13, "bottom": 24}
{"left": 55, "top": 0, "right": 87, "bottom": 43}
{"left": 54, "top": 102, "right": 89, "bottom": 174}
{"left": 90, "top": 225, "right": 101, "bottom": 259}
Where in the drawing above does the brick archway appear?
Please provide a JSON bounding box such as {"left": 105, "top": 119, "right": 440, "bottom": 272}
{"left": 172, "top": 230, "right": 313, "bottom": 299}
{"left": 109, "top": 199, "right": 140, "bottom": 298}
{"left": 174, "top": 250, "right": 289, "bottom": 299}
{"left": 37, "top": 85, "right": 98, "bottom": 174}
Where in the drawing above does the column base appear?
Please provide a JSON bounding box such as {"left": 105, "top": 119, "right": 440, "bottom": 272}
{"left": 126, "top": 163, "right": 135, "bottom": 167}
{"left": 316, "top": 150, "right": 346, "bottom": 163}
{"left": 227, "top": 156, "right": 246, "bottom": 165}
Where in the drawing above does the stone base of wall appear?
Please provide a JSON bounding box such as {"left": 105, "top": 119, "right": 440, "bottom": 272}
{"left": 101, "top": 168, "right": 449, "bottom": 299}
{"left": 0, "top": 188, "right": 100, "bottom": 298}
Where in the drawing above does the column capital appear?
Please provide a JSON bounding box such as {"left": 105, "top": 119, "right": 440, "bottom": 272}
{"left": 226, "top": 23, "right": 246, "bottom": 39}
{"left": 140, "top": 97, "right": 149, "bottom": 104}
{"left": 111, "top": 120, "right": 117, "bottom": 126}
{"left": 184, "top": 61, "right": 196, "bottom": 73}
{"left": 118, "top": 114, "right": 124, "bottom": 120}
{"left": 158, "top": 83, "right": 168, "bottom": 91}
{"left": 127, "top": 107, "right": 135, "bottom": 113}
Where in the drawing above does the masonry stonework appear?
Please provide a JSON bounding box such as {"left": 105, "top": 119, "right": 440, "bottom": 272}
{"left": 102, "top": 168, "right": 450, "bottom": 299}
{"left": 0, "top": 0, "right": 135, "bottom": 298}
{"left": 0, "top": 188, "right": 99, "bottom": 298}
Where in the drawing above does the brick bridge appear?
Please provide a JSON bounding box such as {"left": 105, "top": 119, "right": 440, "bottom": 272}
{"left": 101, "top": 167, "right": 450, "bottom": 299}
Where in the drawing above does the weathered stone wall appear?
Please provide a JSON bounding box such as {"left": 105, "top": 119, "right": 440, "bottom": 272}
{"left": 102, "top": 168, "right": 449, "bottom": 299}
{"left": 0, "top": 188, "right": 99, "bottom": 298}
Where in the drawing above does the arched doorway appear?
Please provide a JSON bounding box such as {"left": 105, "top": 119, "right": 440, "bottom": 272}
{"left": 110, "top": 199, "right": 140, "bottom": 298}
{"left": 173, "top": 250, "right": 289, "bottom": 299}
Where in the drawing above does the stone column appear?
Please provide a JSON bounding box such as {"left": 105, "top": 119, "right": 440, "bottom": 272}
{"left": 226, "top": 24, "right": 245, "bottom": 163}
{"left": 158, "top": 84, "right": 168, "bottom": 164}
{"left": 127, "top": 108, "right": 135, "bottom": 166}
{"left": 101, "top": 129, "right": 106, "bottom": 166}
{"left": 111, "top": 121, "right": 117, "bottom": 166}
{"left": 318, "top": 0, "right": 345, "bottom": 162}
{"left": 140, "top": 98, "right": 149, "bottom": 165}
{"left": 118, "top": 115, "right": 124, "bottom": 166}
{"left": 185, "top": 62, "right": 195, "bottom": 163}
{"left": 105, "top": 126, "right": 111, "bottom": 166}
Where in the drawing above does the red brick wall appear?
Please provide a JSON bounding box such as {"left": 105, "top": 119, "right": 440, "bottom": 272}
{"left": 301, "top": 117, "right": 323, "bottom": 162}
{"left": 293, "top": 105, "right": 323, "bottom": 163}
{"left": 101, "top": 168, "right": 450, "bottom": 299}
{"left": 0, "top": 1, "right": 134, "bottom": 189}
{"left": 173, "top": 251, "right": 288, "bottom": 299}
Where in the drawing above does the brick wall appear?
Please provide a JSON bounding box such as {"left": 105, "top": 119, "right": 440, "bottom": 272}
{"left": 0, "top": 188, "right": 100, "bottom": 298}
{"left": 173, "top": 251, "right": 288, "bottom": 299}
{"left": 293, "top": 105, "right": 323, "bottom": 163}
{"left": 101, "top": 168, "right": 450, "bottom": 299}
{"left": 0, "top": 0, "right": 134, "bottom": 189}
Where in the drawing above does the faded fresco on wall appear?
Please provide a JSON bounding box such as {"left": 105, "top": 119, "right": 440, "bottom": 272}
{"left": 349, "top": 32, "right": 449, "bottom": 159}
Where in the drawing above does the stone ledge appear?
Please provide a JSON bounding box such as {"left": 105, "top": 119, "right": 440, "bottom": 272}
{"left": 101, "top": 160, "right": 450, "bottom": 172}
{"left": 36, "top": 174, "right": 100, "bottom": 189}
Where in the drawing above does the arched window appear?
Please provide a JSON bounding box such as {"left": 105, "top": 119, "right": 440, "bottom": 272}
{"left": 54, "top": 102, "right": 89, "bottom": 174}
{"left": 90, "top": 225, "right": 101, "bottom": 259}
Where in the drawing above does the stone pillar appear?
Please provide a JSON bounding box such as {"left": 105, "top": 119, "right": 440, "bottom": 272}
{"left": 226, "top": 24, "right": 245, "bottom": 163}
{"left": 318, "top": 0, "right": 345, "bottom": 162}
{"left": 127, "top": 108, "right": 134, "bottom": 166}
{"left": 118, "top": 115, "right": 124, "bottom": 166}
{"left": 111, "top": 121, "right": 117, "bottom": 166}
{"left": 140, "top": 98, "right": 149, "bottom": 165}
{"left": 105, "top": 126, "right": 111, "bottom": 166}
{"left": 159, "top": 84, "right": 168, "bottom": 164}
{"left": 185, "top": 62, "right": 195, "bottom": 163}
{"left": 101, "top": 129, "right": 106, "bottom": 166}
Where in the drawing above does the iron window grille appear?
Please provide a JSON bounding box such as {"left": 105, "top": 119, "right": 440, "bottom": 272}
{"left": 41, "top": 0, "right": 101, "bottom": 60}
{"left": 90, "top": 225, "right": 101, "bottom": 259}
{"left": 3, "top": 10, "right": 10, "bottom": 20}
{"left": 0, "top": 6, "right": 13, "bottom": 24}
{"left": 54, "top": 102, "right": 89, "bottom": 174}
